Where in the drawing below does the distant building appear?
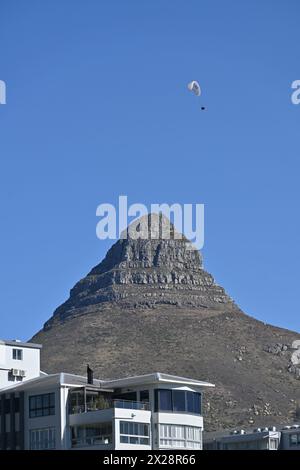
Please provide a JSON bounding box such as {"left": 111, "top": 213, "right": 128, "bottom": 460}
{"left": 0, "top": 339, "right": 42, "bottom": 389}
{"left": 204, "top": 425, "right": 300, "bottom": 450}
{"left": 0, "top": 338, "right": 214, "bottom": 450}
{"left": 279, "top": 425, "right": 300, "bottom": 450}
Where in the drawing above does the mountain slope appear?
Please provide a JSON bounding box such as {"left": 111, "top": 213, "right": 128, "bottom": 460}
{"left": 31, "top": 214, "right": 300, "bottom": 430}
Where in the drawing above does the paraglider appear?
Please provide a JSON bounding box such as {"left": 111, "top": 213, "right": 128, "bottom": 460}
{"left": 187, "top": 80, "right": 206, "bottom": 110}
{"left": 188, "top": 80, "right": 201, "bottom": 96}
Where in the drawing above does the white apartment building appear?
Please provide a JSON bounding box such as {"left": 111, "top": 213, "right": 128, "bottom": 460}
{"left": 0, "top": 339, "right": 42, "bottom": 389}
{"left": 203, "top": 425, "right": 300, "bottom": 450}
{"left": 0, "top": 339, "right": 214, "bottom": 450}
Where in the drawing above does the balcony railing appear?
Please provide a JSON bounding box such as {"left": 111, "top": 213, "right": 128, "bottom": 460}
{"left": 113, "top": 399, "right": 150, "bottom": 411}
{"left": 70, "top": 399, "right": 149, "bottom": 414}
{"left": 72, "top": 435, "right": 112, "bottom": 448}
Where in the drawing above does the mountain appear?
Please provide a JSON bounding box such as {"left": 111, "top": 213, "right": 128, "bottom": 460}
{"left": 31, "top": 214, "right": 300, "bottom": 431}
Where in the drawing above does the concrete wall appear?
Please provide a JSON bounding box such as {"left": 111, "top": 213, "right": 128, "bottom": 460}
{"left": 24, "top": 385, "right": 62, "bottom": 450}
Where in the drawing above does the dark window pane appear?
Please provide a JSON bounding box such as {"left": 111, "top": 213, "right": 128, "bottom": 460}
{"left": 172, "top": 391, "right": 186, "bottom": 412}
{"left": 140, "top": 390, "right": 149, "bottom": 402}
{"left": 158, "top": 390, "right": 172, "bottom": 411}
{"left": 36, "top": 396, "right": 42, "bottom": 409}
{"left": 187, "top": 392, "right": 194, "bottom": 413}
{"left": 193, "top": 393, "right": 201, "bottom": 414}
{"left": 140, "top": 437, "right": 149, "bottom": 445}
{"left": 29, "top": 393, "right": 55, "bottom": 418}
{"left": 120, "top": 435, "right": 129, "bottom": 443}
{"left": 130, "top": 436, "right": 139, "bottom": 444}
{"left": 114, "top": 392, "right": 137, "bottom": 401}
{"left": 49, "top": 394, "right": 55, "bottom": 407}
{"left": 43, "top": 395, "right": 50, "bottom": 407}
{"left": 121, "top": 422, "right": 128, "bottom": 435}
{"left": 5, "top": 399, "right": 10, "bottom": 413}
{"left": 186, "top": 392, "right": 201, "bottom": 414}
{"left": 142, "top": 424, "right": 149, "bottom": 436}
{"left": 29, "top": 396, "right": 35, "bottom": 410}
{"left": 14, "top": 397, "right": 20, "bottom": 413}
{"left": 129, "top": 422, "right": 134, "bottom": 435}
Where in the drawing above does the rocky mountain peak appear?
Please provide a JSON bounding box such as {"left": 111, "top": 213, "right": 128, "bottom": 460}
{"left": 45, "top": 213, "right": 234, "bottom": 327}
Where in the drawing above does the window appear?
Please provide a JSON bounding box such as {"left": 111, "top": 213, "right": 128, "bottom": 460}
{"left": 157, "top": 390, "right": 172, "bottom": 411}
{"left": 187, "top": 391, "right": 201, "bottom": 414}
{"left": 14, "top": 397, "right": 20, "bottom": 413}
{"left": 12, "top": 349, "right": 22, "bottom": 360}
{"left": 4, "top": 398, "right": 10, "bottom": 413}
{"left": 155, "top": 389, "right": 201, "bottom": 414}
{"left": 159, "top": 424, "right": 202, "bottom": 449}
{"left": 29, "top": 393, "right": 55, "bottom": 418}
{"left": 71, "top": 423, "right": 112, "bottom": 447}
{"left": 119, "top": 421, "right": 150, "bottom": 445}
{"left": 290, "top": 434, "right": 298, "bottom": 446}
{"left": 30, "top": 428, "right": 55, "bottom": 450}
{"left": 173, "top": 391, "right": 186, "bottom": 412}
{"left": 140, "top": 390, "right": 149, "bottom": 403}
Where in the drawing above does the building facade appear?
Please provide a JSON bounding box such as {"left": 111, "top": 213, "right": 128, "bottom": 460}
{"left": 203, "top": 425, "right": 300, "bottom": 450}
{"left": 0, "top": 339, "right": 42, "bottom": 389}
{"left": 0, "top": 339, "right": 214, "bottom": 450}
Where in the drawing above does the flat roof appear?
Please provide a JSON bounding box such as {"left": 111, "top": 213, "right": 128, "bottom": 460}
{"left": 203, "top": 424, "right": 300, "bottom": 442}
{"left": 0, "top": 371, "right": 215, "bottom": 394}
{"left": 0, "top": 372, "right": 104, "bottom": 393}
{"left": 101, "top": 372, "right": 215, "bottom": 389}
{"left": 0, "top": 339, "right": 42, "bottom": 349}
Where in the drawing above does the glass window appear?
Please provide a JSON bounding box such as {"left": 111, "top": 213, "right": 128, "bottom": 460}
{"left": 157, "top": 390, "right": 172, "bottom": 411}
{"left": 140, "top": 390, "right": 149, "bottom": 402}
{"left": 187, "top": 392, "right": 201, "bottom": 414}
{"left": 71, "top": 423, "right": 112, "bottom": 447}
{"left": 155, "top": 389, "right": 201, "bottom": 414}
{"left": 140, "top": 437, "right": 149, "bottom": 445}
{"left": 30, "top": 428, "right": 56, "bottom": 450}
{"left": 14, "top": 397, "right": 20, "bottom": 413}
{"left": 173, "top": 391, "right": 186, "bottom": 412}
{"left": 119, "top": 421, "right": 150, "bottom": 446}
{"left": 290, "top": 434, "right": 298, "bottom": 446}
{"left": 4, "top": 399, "right": 10, "bottom": 413}
{"left": 12, "top": 349, "right": 23, "bottom": 360}
{"left": 159, "top": 424, "right": 202, "bottom": 449}
{"left": 29, "top": 393, "right": 55, "bottom": 418}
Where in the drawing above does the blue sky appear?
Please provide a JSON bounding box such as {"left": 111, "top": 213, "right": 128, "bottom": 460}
{"left": 0, "top": 0, "right": 299, "bottom": 340}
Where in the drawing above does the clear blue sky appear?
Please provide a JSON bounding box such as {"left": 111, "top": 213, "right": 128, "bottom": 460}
{"left": 0, "top": 0, "right": 299, "bottom": 340}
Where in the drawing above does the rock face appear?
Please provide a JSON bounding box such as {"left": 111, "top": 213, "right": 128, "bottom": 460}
{"left": 32, "top": 214, "right": 300, "bottom": 431}
{"left": 46, "top": 214, "right": 235, "bottom": 328}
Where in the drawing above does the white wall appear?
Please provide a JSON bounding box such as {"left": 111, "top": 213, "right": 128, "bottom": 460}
{"left": 24, "top": 386, "right": 62, "bottom": 450}
{"left": 0, "top": 343, "right": 40, "bottom": 390}
{"left": 114, "top": 408, "right": 152, "bottom": 450}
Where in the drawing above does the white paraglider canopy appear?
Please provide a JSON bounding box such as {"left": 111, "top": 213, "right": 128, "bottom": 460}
{"left": 187, "top": 80, "right": 201, "bottom": 96}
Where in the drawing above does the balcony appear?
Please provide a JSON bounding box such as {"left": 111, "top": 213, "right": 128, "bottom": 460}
{"left": 69, "top": 385, "right": 150, "bottom": 415}
{"left": 71, "top": 422, "right": 113, "bottom": 449}
{"left": 70, "top": 399, "right": 149, "bottom": 414}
